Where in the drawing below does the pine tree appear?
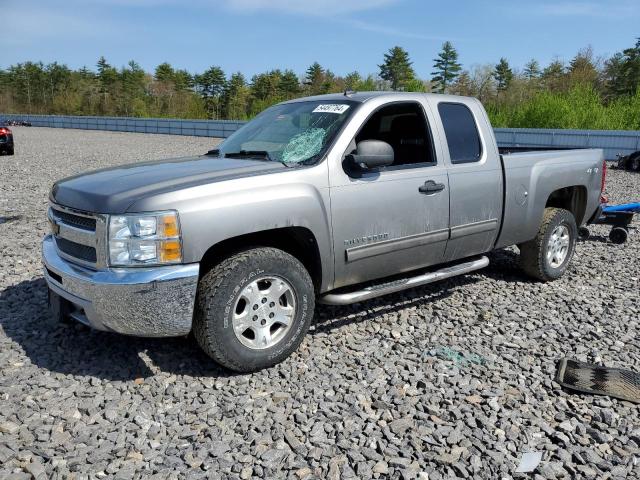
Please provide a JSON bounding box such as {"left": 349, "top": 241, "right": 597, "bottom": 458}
{"left": 431, "top": 41, "right": 461, "bottom": 93}
{"left": 96, "top": 56, "right": 117, "bottom": 113}
{"left": 195, "top": 66, "right": 226, "bottom": 118}
{"left": 154, "top": 62, "right": 175, "bottom": 84}
{"left": 493, "top": 58, "right": 513, "bottom": 92}
{"left": 96, "top": 57, "right": 117, "bottom": 88}
{"left": 603, "top": 53, "right": 626, "bottom": 99}
{"left": 173, "top": 69, "right": 193, "bottom": 91}
{"left": 541, "top": 59, "right": 566, "bottom": 92}
{"left": 120, "top": 60, "right": 147, "bottom": 116}
{"left": 618, "top": 38, "right": 640, "bottom": 96}
{"left": 279, "top": 69, "right": 301, "bottom": 98}
{"left": 568, "top": 47, "right": 598, "bottom": 87}
{"left": 77, "top": 66, "right": 94, "bottom": 80}
{"left": 304, "top": 62, "right": 326, "bottom": 95}
{"left": 196, "top": 66, "right": 226, "bottom": 98}
{"left": 379, "top": 46, "right": 415, "bottom": 91}
{"left": 223, "top": 72, "right": 249, "bottom": 120}
{"left": 523, "top": 59, "right": 541, "bottom": 80}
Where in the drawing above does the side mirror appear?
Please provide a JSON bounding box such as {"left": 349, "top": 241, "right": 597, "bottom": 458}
{"left": 349, "top": 140, "right": 394, "bottom": 169}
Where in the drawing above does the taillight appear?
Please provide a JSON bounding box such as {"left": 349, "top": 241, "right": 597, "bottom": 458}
{"left": 0, "top": 127, "right": 10, "bottom": 134}
{"left": 600, "top": 159, "right": 607, "bottom": 204}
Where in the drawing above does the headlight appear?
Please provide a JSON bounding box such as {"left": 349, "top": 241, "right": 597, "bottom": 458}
{"left": 108, "top": 211, "right": 182, "bottom": 266}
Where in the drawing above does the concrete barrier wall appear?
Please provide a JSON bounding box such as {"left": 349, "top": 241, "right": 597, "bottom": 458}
{"left": 494, "top": 128, "right": 640, "bottom": 161}
{"left": 1, "top": 114, "right": 245, "bottom": 138}
{"left": 3, "top": 114, "right": 640, "bottom": 160}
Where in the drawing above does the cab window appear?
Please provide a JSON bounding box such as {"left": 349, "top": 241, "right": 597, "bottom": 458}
{"left": 355, "top": 102, "right": 436, "bottom": 167}
{"left": 438, "top": 102, "right": 482, "bottom": 164}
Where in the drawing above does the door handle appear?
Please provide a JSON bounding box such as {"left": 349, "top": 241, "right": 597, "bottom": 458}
{"left": 418, "top": 180, "right": 445, "bottom": 194}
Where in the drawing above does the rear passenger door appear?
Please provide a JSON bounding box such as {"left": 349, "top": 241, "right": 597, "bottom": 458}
{"left": 433, "top": 100, "right": 503, "bottom": 261}
{"left": 329, "top": 100, "right": 450, "bottom": 288}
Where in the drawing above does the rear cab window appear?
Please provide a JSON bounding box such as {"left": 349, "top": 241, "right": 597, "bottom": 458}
{"left": 437, "top": 103, "right": 482, "bottom": 164}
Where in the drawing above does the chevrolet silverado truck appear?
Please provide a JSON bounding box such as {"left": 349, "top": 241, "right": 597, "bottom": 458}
{"left": 43, "top": 92, "right": 605, "bottom": 372}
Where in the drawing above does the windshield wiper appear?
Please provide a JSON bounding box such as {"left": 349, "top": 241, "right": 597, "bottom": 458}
{"left": 205, "top": 148, "right": 220, "bottom": 156}
{"left": 223, "top": 150, "right": 272, "bottom": 160}
{"left": 223, "top": 150, "right": 291, "bottom": 167}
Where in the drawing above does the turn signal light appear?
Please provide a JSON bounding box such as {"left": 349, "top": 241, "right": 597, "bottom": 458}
{"left": 160, "top": 214, "right": 180, "bottom": 237}
{"left": 159, "top": 240, "right": 182, "bottom": 263}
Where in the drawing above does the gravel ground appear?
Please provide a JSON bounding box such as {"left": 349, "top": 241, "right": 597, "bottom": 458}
{"left": 1, "top": 127, "right": 639, "bottom": 479}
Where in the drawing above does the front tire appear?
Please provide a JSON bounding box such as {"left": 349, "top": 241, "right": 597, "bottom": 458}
{"left": 519, "top": 207, "right": 577, "bottom": 281}
{"left": 193, "top": 247, "right": 315, "bottom": 372}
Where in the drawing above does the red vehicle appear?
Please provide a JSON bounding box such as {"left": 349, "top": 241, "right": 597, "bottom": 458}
{"left": 0, "top": 126, "right": 14, "bottom": 155}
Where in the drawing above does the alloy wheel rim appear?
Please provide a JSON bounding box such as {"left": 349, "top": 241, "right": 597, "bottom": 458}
{"left": 232, "top": 275, "right": 296, "bottom": 350}
{"left": 547, "top": 224, "right": 570, "bottom": 268}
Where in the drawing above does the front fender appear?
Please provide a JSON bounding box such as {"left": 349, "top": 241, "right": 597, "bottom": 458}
{"left": 126, "top": 165, "right": 334, "bottom": 290}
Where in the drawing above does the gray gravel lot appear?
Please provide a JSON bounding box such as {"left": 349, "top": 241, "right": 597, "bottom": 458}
{"left": 1, "top": 126, "right": 639, "bottom": 479}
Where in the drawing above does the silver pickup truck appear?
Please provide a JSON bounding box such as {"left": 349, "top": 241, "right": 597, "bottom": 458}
{"left": 43, "top": 92, "right": 605, "bottom": 372}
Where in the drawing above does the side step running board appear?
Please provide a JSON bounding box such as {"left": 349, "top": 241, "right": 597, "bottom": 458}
{"left": 319, "top": 256, "right": 489, "bottom": 306}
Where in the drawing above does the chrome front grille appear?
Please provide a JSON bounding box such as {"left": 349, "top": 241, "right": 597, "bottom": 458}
{"left": 53, "top": 210, "right": 96, "bottom": 231}
{"left": 55, "top": 237, "right": 97, "bottom": 263}
{"left": 49, "top": 204, "right": 107, "bottom": 269}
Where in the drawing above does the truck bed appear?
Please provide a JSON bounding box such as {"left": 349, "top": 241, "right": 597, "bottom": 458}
{"left": 495, "top": 148, "right": 604, "bottom": 249}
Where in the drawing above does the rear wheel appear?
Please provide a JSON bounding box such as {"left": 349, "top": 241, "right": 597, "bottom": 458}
{"left": 7, "top": 146, "right": 14, "bottom": 155}
{"left": 519, "top": 207, "right": 577, "bottom": 281}
{"left": 193, "top": 247, "right": 315, "bottom": 372}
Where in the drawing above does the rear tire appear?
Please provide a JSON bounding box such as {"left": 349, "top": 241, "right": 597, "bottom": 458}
{"left": 7, "top": 146, "right": 14, "bottom": 155}
{"left": 193, "top": 247, "right": 315, "bottom": 372}
{"left": 519, "top": 207, "right": 577, "bottom": 281}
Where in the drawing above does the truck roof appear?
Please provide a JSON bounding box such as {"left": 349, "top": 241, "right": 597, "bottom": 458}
{"left": 282, "top": 91, "right": 473, "bottom": 104}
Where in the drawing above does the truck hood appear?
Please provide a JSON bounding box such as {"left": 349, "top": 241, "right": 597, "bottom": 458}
{"left": 51, "top": 155, "right": 286, "bottom": 213}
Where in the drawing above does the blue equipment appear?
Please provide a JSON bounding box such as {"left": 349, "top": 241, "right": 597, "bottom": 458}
{"left": 584, "top": 202, "right": 638, "bottom": 244}
{"left": 602, "top": 202, "right": 640, "bottom": 213}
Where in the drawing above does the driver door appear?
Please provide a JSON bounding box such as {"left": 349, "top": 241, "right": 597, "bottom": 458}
{"left": 329, "top": 101, "right": 450, "bottom": 289}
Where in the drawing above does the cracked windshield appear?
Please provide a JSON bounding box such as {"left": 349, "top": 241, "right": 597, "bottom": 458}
{"left": 218, "top": 101, "right": 357, "bottom": 165}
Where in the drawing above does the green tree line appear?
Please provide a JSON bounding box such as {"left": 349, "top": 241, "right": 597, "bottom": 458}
{"left": 1, "top": 38, "right": 639, "bottom": 129}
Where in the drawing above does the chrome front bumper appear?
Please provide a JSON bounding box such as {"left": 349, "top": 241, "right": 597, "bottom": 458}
{"left": 42, "top": 234, "right": 199, "bottom": 337}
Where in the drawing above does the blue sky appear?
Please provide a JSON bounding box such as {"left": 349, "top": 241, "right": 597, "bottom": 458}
{"left": 2, "top": 0, "right": 639, "bottom": 79}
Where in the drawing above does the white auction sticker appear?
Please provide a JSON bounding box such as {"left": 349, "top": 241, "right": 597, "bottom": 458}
{"left": 312, "top": 104, "right": 350, "bottom": 114}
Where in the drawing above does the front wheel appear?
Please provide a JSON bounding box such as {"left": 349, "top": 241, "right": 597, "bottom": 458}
{"left": 519, "top": 207, "right": 577, "bottom": 281}
{"left": 193, "top": 247, "right": 315, "bottom": 372}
